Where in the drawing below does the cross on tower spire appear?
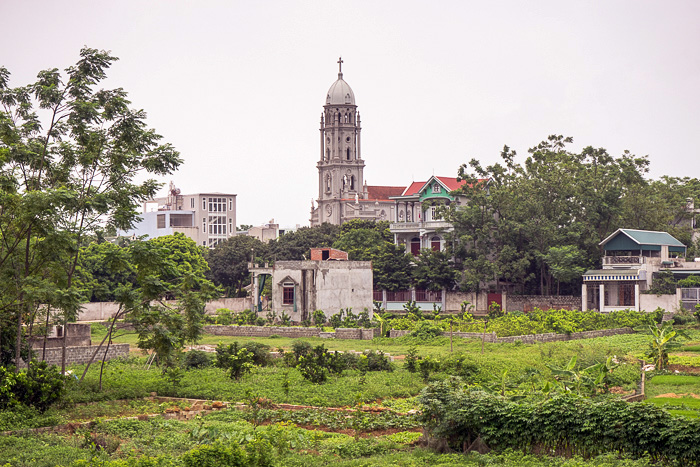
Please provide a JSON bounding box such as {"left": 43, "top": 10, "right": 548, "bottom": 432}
{"left": 337, "top": 56, "right": 343, "bottom": 77}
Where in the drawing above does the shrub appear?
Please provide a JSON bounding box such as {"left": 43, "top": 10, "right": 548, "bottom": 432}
{"left": 404, "top": 347, "right": 419, "bottom": 373}
{"left": 362, "top": 350, "right": 394, "bottom": 372}
{"left": 291, "top": 341, "right": 312, "bottom": 364}
{"left": 215, "top": 343, "right": 255, "bottom": 380}
{"left": 0, "top": 360, "right": 65, "bottom": 412}
{"left": 182, "top": 350, "right": 214, "bottom": 369}
{"left": 181, "top": 443, "right": 247, "bottom": 467}
{"left": 312, "top": 309, "right": 326, "bottom": 327}
{"left": 410, "top": 320, "right": 444, "bottom": 341}
{"left": 240, "top": 342, "right": 272, "bottom": 367}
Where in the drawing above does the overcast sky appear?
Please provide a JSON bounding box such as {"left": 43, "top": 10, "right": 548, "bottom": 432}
{"left": 2, "top": 1, "right": 699, "bottom": 228}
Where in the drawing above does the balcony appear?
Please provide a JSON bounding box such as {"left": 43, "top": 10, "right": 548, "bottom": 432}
{"left": 389, "top": 220, "right": 452, "bottom": 232}
{"left": 602, "top": 256, "right": 644, "bottom": 266}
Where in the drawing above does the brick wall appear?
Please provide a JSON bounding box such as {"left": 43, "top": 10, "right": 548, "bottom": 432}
{"left": 390, "top": 327, "right": 634, "bottom": 343}
{"left": 310, "top": 248, "right": 348, "bottom": 261}
{"left": 32, "top": 344, "right": 130, "bottom": 366}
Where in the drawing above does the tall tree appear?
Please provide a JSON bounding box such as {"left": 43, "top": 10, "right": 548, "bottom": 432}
{"left": 0, "top": 48, "right": 181, "bottom": 370}
{"left": 206, "top": 235, "right": 269, "bottom": 297}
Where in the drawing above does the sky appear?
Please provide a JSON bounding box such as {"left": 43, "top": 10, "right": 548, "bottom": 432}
{"left": 2, "top": 1, "right": 699, "bottom": 228}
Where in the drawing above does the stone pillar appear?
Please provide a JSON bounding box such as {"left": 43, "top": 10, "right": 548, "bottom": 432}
{"left": 581, "top": 283, "right": 587, "bottom": 311}
{"left": 599, "top": 283, "right": 605, "bottom": 312}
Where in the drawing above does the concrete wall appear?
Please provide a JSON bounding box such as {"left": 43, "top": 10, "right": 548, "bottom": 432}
{"left": 268, "top": 260, "right": 373, "bottom": 322}
{"left": 505, "top": 295, "right": 580, "bottom": 312}
{"left": 29, "top": 323, "right": 91, "bottom": 348}
{"left": 76, "top": 297, "right": 253, "bottom": 321}
{"left": 389, "top": 327, "right": 634, "bottom": 343}
{"left": 445, "top": 291, "right": 489, "bottom": 312}
{"left": 639, "top": 290, "right": 681, "bottom": 313}
{"left": 31, "top": 344, "right": 130, "bottom": 366}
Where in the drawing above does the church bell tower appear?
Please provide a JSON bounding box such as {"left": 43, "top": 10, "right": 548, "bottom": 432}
{"left": 311, "top": 57, "right": 364, "bottom": 225}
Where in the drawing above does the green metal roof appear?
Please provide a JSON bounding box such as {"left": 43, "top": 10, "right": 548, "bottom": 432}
{"left": 600, "top": 229, "right": 686, "bottom": 248}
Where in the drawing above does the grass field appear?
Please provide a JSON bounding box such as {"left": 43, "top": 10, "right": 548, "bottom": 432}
{"left": 3, "top": 326, "right": 699, "bottom": 466}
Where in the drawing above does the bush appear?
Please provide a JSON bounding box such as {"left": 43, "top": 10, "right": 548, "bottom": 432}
{"left": 0, "top": 361, "right": 65, "bottom": 412}
{"left": 240, "top": 342, "right": 272, "bottom": 367}
{"left": 182, "top": 350, "right": 214, "bottom": 369}
{"left": 312, "top": 309, "right": 326, "bottom": 327}
{"left": 418, "top": 377, "right": 700, "bottom": 463}
{"left": 181, "top": 443, "right": 247, "bottom": 467}
{"left": 410, "top": 321, "right": 444, "bottom": 341}
{"left": 362, "top": 350, "right": 394, "bottom": 372}
{"left": 291, "top": 341, "right": 312, "bottom": 364}
{"left": 215, "top": 343, "right": 255, "bottom": 381}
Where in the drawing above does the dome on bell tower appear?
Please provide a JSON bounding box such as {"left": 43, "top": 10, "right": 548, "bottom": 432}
{"left": 325, "top": 57, "right": 355, "bottom": 105}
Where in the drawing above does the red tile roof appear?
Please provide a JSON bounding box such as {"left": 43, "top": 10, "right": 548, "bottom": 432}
{"left": 366, "top": 186, "right": 405, "bottom": 201}
{"left": 401, "top": 181, "right": 425, "bottom": 196}
{"left": 436, "top": 176, "right": 468, "bottom": 191}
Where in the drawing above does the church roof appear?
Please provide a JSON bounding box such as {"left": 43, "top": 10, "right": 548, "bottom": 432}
{"left": 366, "top": 186, "right": 405, "bottom": 201}
{"left": 326, "top": 58, "right": 355, "bottom": 105}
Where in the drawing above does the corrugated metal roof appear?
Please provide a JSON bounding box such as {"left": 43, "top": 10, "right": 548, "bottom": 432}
{"left": 600, "top": 229, "right": 685, "bottom": 247}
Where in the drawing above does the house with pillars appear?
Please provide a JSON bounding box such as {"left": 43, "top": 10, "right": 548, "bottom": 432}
{"left": 388, "top": 176, "right": 470, "bottom": 255}
{"left": 581, "top": 229, "right": 690, "bottom": 312}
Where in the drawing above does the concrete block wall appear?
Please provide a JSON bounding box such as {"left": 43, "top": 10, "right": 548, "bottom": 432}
{"left": 32, "top": 344, "right": 130, "bottom": 366}
{"left": 202, "top": 325, "right": 379, "bottom": 340}
{"left": 203, "top": 325, "right": 322, "bottom": 338}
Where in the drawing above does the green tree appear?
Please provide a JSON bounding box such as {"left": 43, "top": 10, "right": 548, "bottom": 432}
{"left": 269, "top": 223, "right": 339, "bottom": 260}
{"left": 544, "top": 245, "right": 586, "bottom": 295}
{"left": 206, "top": 235, "right": 268, "bottom": 297}
{"left": 0, "top": 48, "right": 181, "bottom": 371}
{"left": 413, "top": 249, "right": 457, "bottom": 291}
{"left": 332, "top": 227, "right": 387, "bottom": 261}
{"left": 372, "top": 242, "right": 413, "bottom": 291}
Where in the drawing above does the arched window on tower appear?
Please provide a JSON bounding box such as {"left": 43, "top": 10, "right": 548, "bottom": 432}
{"left": 326, "top": 147, "right": 330, "bottom": 161}
{"left": 346, "top": 147, "right": 351, "bottom": 160}
{"left": 350, "top": 175, "right": 355, "bottom": 190}
{"left": 344, "top": 114, "right": 349, "bottom": 123}
{"left": 350, "top": 113, "right": 353, "bottom": 123}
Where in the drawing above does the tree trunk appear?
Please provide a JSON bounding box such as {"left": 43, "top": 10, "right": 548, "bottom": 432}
{"left": 80, "top": 307, "right": 122, "bottom": 382}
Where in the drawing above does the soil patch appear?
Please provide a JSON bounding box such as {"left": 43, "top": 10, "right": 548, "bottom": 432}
{"left": 667, "top": 364, "right": 700, "bottom": 374}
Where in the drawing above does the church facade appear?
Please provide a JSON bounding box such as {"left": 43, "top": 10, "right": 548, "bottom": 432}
{"left": 309, "top": 59, "right": 470, "bottom": 257}
{"left": 310, "top": 59, "right": 403, "bottom": 226}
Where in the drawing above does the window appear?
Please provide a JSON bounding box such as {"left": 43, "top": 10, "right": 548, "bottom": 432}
{"left": 432, "top": 184, "right": 441, "bottom": 194}
{"left": 228, "top": 198, "right": 233, "bottom": 211}
{"left": 208, "top": 216, "right": 226, "bottom": 236}
{"left": 430, "top": 206, "right": 442, "bottom": 221}
{"left": 282, "top": 282, "right": 295, "bottom": 305}
{"left": 202, "top": 218, "right": 206, "bottom": 230}
{"left": 229, "top": 218, "right": 233, "bottom": 234}
{"left": 202, "top": 240, "right": 207, "bottom": 246}
{"left": 202, "top": 198, "right": 206, "bottom": 210}
{"left": 208, "top": 197, "right": 227, "bottom": 213}
{"left": 157, "top": 214, "right": 166, "bottom": 229}
{"left": 190, "top": 198, "right": 195, "bottom": 208}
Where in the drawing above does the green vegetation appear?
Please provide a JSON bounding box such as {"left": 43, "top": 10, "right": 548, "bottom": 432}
{"left": 419, "top": 377, "right": 700, "bottom": 464}
{"left": 386, "top": 308, "right": 657, "bottom": 337}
